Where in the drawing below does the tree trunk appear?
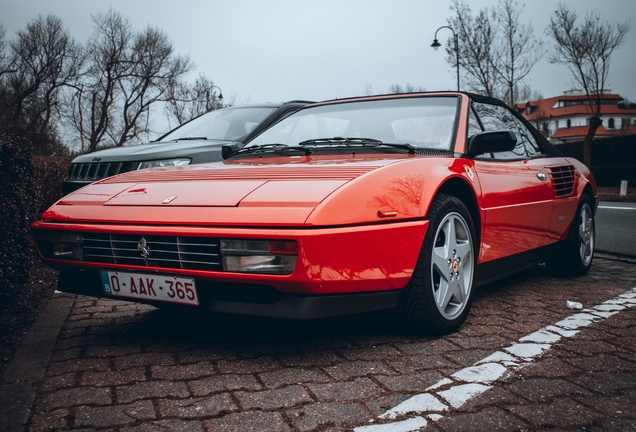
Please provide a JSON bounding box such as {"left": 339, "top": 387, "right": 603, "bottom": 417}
{"left": 583, "top": 116, "right": 602, "bottom": 169}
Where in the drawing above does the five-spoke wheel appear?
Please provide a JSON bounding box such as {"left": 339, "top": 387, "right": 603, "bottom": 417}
{"left": 397, "top": 194, "right": 476, "bottom": 335}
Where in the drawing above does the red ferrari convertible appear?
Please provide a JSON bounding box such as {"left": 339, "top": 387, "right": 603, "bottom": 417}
{"left": 32, "top": 92, "right": 596, "bottom": 334}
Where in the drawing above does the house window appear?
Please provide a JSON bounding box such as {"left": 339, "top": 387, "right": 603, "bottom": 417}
{"left": 566, "top": 119, "right": 571, "bottom": 129}
{"left": 622, "top": 118, "right": 629, "bottom": 129}
{"left": 608, "top": 118, "right": 615, "bottom": 129}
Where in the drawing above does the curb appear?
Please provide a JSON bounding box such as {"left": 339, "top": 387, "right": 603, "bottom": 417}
{"left": 0, "top": 293, "right": 74, "bottom": 432}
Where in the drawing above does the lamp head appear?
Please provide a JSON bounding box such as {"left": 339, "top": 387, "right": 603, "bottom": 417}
{"left": 431, "top": 39, "right": 441, "bottom": 50}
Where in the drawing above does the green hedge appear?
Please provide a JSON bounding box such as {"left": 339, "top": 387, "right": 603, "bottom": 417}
{"left": 0, "top": 133, "right": 71, "bottom": 293}
{"left": 556, "top": 135, "right": 636, "bottom": 187}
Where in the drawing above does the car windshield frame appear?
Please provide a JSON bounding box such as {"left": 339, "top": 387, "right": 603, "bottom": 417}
{"left": 159, "top": 106, "right": 277, "bottom": 142}
{"left": 243, "top": 96, "right": 461, "bottom": 153}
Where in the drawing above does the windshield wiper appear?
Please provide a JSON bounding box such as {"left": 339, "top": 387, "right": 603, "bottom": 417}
{"left": 299, "top": 137, "right": 416, "bottom": 153}
{"left": 173, "top": 136, "right": 209, "bottom": 141}
{"left": 227, "top": 143, "right": 312, "bottom": 158}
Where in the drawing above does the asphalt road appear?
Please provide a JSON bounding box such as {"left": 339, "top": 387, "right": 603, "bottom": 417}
{"left": 596, "top": 201, "right": 636, "bottom": 257}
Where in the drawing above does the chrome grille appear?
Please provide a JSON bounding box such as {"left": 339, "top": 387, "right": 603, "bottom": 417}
{"left": 548, "top": 165, "right": 576, "bottom": 197}
{"left": 66, "top": 162, "right": 136, "bottom": 181}
{"left": 82, "top": 233, "right": 222, "bottom": 271}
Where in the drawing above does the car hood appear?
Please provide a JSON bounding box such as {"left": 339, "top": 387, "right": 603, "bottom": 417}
{"left": 70, "top": 139, "right": 237, "bottom": 163}
{"left": 42, "top": 155, "right": 445, "bottom": 227}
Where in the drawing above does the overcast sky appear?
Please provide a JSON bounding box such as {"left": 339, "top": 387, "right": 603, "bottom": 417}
{"left": 3, "top": 0, "right": 635, "bottom": 106}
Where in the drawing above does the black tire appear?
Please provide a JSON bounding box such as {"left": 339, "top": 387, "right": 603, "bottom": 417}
{"left": 548, "top": 194, "right": 595, "bottom": 277}
{"left": 397, "top": 194, "right": 477, "bottom": 335}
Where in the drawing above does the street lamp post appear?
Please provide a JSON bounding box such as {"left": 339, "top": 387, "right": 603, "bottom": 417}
{"left": 211, "top": 85, "right": 224, "bottom": 108}
{"left": 431, "top": 26, "right": 460, "bottom": 91}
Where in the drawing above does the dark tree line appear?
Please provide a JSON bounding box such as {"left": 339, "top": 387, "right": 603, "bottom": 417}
{"left": 0, "top": 10, "right": 222, "bottom": 155}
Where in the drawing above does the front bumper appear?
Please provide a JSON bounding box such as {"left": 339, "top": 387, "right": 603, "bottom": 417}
{"left": 58, "top": 267, "right": 402, "bottom": 319}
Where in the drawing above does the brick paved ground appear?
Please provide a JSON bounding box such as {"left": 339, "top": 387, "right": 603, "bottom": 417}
{"left": 8, "top": 256, "right": 636, "bottom": 431}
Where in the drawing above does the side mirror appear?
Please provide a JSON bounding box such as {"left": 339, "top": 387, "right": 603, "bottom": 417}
{"left": 221, "top": 142, "right": 244, "bottom": 159}
{"left": 466, "top": 130, "right": 517, "bottom": 156}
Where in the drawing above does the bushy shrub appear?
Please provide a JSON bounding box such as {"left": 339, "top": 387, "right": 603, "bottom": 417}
{"left": 32, "top": 155, "right": 72, "bottom": 216}
{"left": 0, "top": 134, "right": 71, "bottom": 294}
{"left": 0, "top": 133, "right": 37, "bottom": 291}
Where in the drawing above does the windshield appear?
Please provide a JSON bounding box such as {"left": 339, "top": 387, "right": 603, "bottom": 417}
{"left": 160, "top": 106, "right": 276, "bottom": 142}
{"left": 246, "top": 97, "right": 459, "bottom": 150}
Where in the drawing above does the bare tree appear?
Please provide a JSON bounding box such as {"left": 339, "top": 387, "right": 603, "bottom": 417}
{"left": 446, "top": 0, "right": 541, "bottom": 104}
{"left": 68, "top": 10, "right": 193, "bottom": 152}
{"left": 446, "top": 0, "right": 500, "bottom": 97}
{"left": 389, "top": 83, "right": 426, "bottom": 94}
{"left": 164, "top": 73, "right": 223, "bottom": 127}
{"left": 0, "top": 15, "right": 81, "bottom": 155}
{"left": 547, "top": 4, "right": 629, "bottom": 168}
{"left": 491, "top": 0, "right": 543, "bottom": 106}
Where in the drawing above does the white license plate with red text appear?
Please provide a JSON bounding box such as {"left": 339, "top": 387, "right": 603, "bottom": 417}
{"left": 101, "top": 271, "right": 199, "bottom": 306}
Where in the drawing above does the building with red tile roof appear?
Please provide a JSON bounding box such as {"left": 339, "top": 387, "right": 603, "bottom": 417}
{"left": 516, "top": 90, "right": 636, "bottom": 143}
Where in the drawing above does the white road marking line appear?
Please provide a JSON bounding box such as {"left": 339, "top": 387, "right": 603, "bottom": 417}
{"left": 598, "top": 205, "right": 636, "bottom": 210}
{"left": 354, "top": 287, "right": 636, "bottom": 431}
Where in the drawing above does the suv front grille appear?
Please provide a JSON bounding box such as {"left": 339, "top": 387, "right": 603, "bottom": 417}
{"left": 82, "top": 233, "right": 222, "bottom": 271}
{"left": 66, "top": 162, "right": 136, "bottom": 182}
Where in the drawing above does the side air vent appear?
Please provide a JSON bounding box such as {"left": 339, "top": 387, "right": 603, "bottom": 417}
{"left": 548, "top": 165, "right": 576, "bottom": 197}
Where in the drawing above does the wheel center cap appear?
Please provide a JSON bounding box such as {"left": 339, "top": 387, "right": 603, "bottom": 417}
{"left": 452, "top": 260, "right": 459, "bottom": 273}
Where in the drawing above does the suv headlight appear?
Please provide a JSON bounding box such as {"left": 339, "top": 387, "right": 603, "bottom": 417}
{"left": 137, "top": 158, "right": 191, "bottom": 170}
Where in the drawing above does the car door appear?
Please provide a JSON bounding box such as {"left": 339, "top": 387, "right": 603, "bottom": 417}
{"left": 470, "top": 101, "right": 553, "bottom": 264}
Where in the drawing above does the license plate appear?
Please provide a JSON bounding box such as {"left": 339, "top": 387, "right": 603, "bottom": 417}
{"left": 101, "top": 271, "right": 199, "bottom": 306}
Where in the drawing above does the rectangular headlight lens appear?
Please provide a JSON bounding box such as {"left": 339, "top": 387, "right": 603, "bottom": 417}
{"left": 35, "top": 231, "right": 84, "bottom": 260}
{"left": 220, "top": 239, "right": 298, "bottom": 274}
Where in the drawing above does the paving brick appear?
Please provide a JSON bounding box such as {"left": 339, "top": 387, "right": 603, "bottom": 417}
{"left": 40, "top": 373, "right": 77, "bottom": 392}
{"left": 435, "top": 407, "right": 532, "bottom": 432}
{"left": 406, "top": 354, "right": 460, "bottom": 370}
{"left": 507, "top": 399, "right": 604, "bottom": 429}
{"left": 116, "top": 381, "right": 189, "bottom": 404}
{"left": 287, "top": 402, "right": 370, "bottom": 431}
{"left": 49, "top": 347, "right": 82, "bottom": 362}
{"left": 80, "top": 368, "right": 146, "bottom": 386}
{"left": 74, "top": 401, "right": 156, "bottom": 427}
{"left": 28, "top": 408, "right": 69, "bottom": 432}
{"left": 203, "top": 410, "right": 290, "bottom": 431}
{"left": 259, "top": 367, "right": 331, "bottom": 388}
{"left": 114, "top": 352, "right": 176, "bottom": 369}
{"left": 235, "top": 385, "right": 312, "bottom": 410}
{"left": 47, "top": 358, "right": 111, "bottom": 376}
{"left": 324, "top": 360, "right": 395, "bottom": 380}
{"left": 151, "top": 362, "right": 216, "bottom": 380}
{"left": 338, "top": 344, "right": 404, "bottom": 361}
{"left": 363, "top": 393, "right": 412, "bottom": 417}
{"left": 120, "top": 419, "right": 205, "bottom": 432}
{"left": 188, "top": 374, "right": 262, "bottom": 396}
{"left": 394, "top": 339, "right": 461, "bottom": 356}
{"left": 175, "top": 348, "right": 236, "bottom": 363}
{"left": 278, "top": 351, "right": 342, "bottom": 367}
{"left": 375, "top": 371, "right": 445, "bottom": 393}
{"left": 37, "top": 386, "right": 112, "bottom": 412}
{"left": 569, "top": 371, "right": 636, "bottom": 395}
{"left": 517, "top": 354, "right": 583, "bottom": 379}
{"left": 156, "top": 393, "right": 236, "bottom": 418}
{"left": 216, "top": 356, "right": 282, "bottom": 373}
{"left": 307, "top": 378, "right": 382, "bottom": 402}
{"left": 504, "top": 377, "right": 593, "bottom": 403}
{"left": 84, "top": 343, "right": 143, "bottom": 358}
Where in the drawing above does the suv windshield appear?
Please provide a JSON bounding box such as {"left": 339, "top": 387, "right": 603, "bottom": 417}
{"left": 245, "top": 97, "right": 459, "bottom": 151}
{"left": 161, "top": 107, "right": 276, "bottom": 142}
